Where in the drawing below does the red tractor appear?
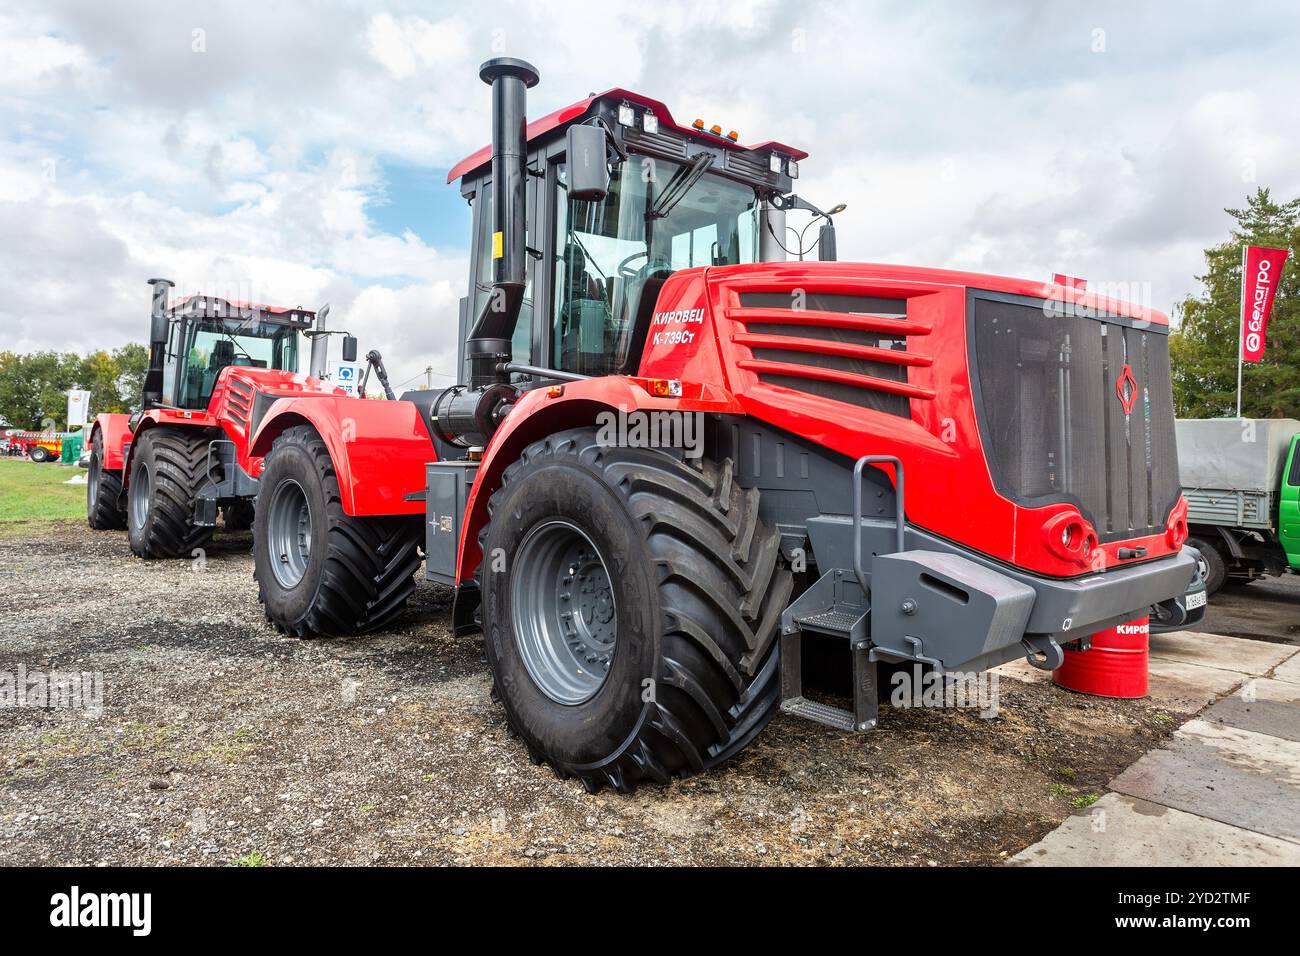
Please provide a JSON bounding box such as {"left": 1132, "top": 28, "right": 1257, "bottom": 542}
{"left": 243, "top": 58, "right": 1196, "bottom": 791}
{"left": 85, "top": 288, "right": 374, "bottom": 560}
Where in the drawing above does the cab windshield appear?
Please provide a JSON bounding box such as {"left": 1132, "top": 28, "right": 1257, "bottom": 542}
{"left": 553, "top": 157, "right": 759, "bottom": 374}
{"left": 175, "top": 316, "right": 300, "bottom": 409}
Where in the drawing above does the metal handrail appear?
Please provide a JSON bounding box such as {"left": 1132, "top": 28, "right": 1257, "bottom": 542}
{"left": 852, "top": 455, "right": 905, "bottom": 594}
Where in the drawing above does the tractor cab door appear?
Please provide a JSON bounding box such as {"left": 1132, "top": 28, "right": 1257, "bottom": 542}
{"left": 547, "top": 154, "right": 761, "bottom": 377}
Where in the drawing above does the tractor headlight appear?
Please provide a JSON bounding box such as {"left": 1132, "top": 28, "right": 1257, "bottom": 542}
{"left": 642, "top": 112, "right": 658, "bottom": 134}
{"left": 618, "top": 104, "right": 635, "bottom": 127}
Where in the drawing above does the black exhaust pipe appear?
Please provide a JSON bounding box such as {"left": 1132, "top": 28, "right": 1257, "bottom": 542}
{"left": 465, "top": 56, "right": 539, "bottom": 390}
{"left": 142, "top": 277, "right": 174, "bottom": 407}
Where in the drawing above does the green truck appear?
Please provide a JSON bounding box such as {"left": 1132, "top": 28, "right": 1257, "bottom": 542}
{"left": 1179, "top": 418, "right": 1300, "bottom": 594}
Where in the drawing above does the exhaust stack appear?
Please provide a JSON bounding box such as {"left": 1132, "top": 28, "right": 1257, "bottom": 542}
{"left": 464, "top": 56, "right": 539, "bottom": 390}
{"left": 142, "top": 277, "right": 174, "bottom": 407}
{"left": 309, "top": 303, "right": 331, "bottom": 379}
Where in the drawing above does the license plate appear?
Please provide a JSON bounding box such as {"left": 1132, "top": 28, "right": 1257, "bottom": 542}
{"left": 1186, "top": 590, "right": 1207, "bottom": 610}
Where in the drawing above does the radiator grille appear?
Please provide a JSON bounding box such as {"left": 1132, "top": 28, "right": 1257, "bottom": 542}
{"left": 971, "top": 295, "right": 1181, "bottom": 542}
{"left": 728, "top": 292, "right": 929, "bottom": 417}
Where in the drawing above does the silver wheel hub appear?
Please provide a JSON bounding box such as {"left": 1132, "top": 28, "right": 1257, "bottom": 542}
{"left": 267, "top": 479, "right": 312, "bottom": 589}
{"left": 129, "top": 463, "right": 151, "bottom": 530}
{"left": 511, "top": 520, "right": 616, "bottom": 705}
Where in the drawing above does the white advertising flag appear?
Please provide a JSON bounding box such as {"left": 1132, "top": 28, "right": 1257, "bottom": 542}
{"left": 67, "top": 389, "right": 92, "bottom": 428}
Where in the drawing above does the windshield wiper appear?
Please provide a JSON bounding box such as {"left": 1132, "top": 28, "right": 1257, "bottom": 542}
{"left": 647, "top": 151, "right": 713, "bottom": 221}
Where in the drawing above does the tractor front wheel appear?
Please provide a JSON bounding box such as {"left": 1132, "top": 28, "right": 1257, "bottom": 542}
{"left": 127, "top": 427, "right": 215, "bottom": 559}
{"left": 480, "top": 428, "right": 792, "bottom": 793}
{"left": 86, "top": 430, "right": 126, "bottom": 530}
{"left": 29, "top": 445, "right": 51, "bottom": 463}
{"left": 253, "top": 425, "right": 422, "bottom": 637}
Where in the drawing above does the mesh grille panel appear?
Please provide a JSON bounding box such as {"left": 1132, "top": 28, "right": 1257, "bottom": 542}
{"left": 973, "top": 297, "right": 1180, "bottom": 542}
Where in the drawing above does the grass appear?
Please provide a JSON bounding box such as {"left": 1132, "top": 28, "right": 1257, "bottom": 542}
{"left": 1070, "top": 794, "right": 1101, "bottom": 809}
{"left": 234, "top": 851, "right": 268, "bottom": 867}
{"left": 0, "top": 458, "right": 85, "bottom": 523}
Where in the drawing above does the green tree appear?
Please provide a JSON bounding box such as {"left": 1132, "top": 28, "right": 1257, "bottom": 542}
{"left": 112, "top": 343, "right": 148, "bottom": 412}
{"left": 1170, "top": 188, "right": 1300, "bottom": 418}
{"left": 0, "top": 351, "right": 79, "bottom": 429}
{"left": 76, "top": 350, "right": 123, "bottom": 417}
{"left": 0, "top": 344, "right": 148, "bottom": 429}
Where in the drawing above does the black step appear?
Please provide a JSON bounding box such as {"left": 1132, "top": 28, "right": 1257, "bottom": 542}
{"left": 794, "top": 605, "right": 863, "bottom": 637}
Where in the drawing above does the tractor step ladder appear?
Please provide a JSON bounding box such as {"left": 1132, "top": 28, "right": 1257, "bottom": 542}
{"left": 778, "top": 455, "right": 904, "bottom": 733}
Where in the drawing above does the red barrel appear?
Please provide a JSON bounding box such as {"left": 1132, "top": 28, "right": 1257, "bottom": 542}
{"left": 1053, "top": 616, "right": 1149, "bottom": 698}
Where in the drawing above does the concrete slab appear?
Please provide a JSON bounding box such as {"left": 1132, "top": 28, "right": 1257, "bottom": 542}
{"left": 1011, "top": 793, "right": 1300, "bottom": 866}
{"left": 1149, "top": 630, "right": 1295, "bottom": 676}
{"left": 1145, "top": 658, "right": 1245, "bottom": 712}
{"left": 996, "top": 653, "right": 1244, "bottom": 712}
{"left": 1273, "top": 652, "right": 1300, "bottom": 685}
{"left": 1201, "top": 678, "right": 1300, "bottom": 742}
{"left": 1110, "top": 719, "right": 1300, "bottom": 844}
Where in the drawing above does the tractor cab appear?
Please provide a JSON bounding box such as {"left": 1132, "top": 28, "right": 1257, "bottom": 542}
{"left": 448, "top": 88, "right": 811, "bottom": 381}
{"left": 148, "top": 292, "right": 314, "bottom": 411}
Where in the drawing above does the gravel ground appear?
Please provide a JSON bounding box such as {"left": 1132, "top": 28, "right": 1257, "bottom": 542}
{"left": 1, "top": 520, "right": 1190, "bottom": 866}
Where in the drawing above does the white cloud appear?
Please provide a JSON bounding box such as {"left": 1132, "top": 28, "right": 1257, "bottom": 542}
{"left": 2, "top": 0, "right": 1299, "bottom": 397}
{"left": 365, "top": 13, "right": 472, "bottom": 80}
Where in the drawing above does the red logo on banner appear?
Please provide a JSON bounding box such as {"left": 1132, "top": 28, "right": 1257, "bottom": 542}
{"left": 1115, "top": 363, "right": 1138, "bottom": 414}
{"left": 1241, "top": 245, "right": 1289, "bottom": 363}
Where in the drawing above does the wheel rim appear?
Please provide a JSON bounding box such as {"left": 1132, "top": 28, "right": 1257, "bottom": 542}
{"left": 129, "top": 463, "right": 152, "bottom": 530}
{"left": 267, "top": 479, "right": 312, "bottom": 589}
{"left": 511, "top": 519, "right": 617, "bottom": 705}
{"left": 1195, "top": 552, "right": 1209, "bottom": 583}
{"left": 87, "top": 452, "right": 100, "bottom": 505}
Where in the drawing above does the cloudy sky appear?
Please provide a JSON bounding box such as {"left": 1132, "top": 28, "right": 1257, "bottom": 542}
{"left": 3, "top": 0, "right": 1297, "bottom": 394}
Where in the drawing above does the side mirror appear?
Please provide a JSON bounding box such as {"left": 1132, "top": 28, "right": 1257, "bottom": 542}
{"left": 566, "top": 125, "right": 609, "bottom": 202}
{"left": 342, "top": 335, "right": 358, "bottom": 363}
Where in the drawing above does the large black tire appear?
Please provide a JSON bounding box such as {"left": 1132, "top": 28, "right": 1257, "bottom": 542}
{"left": 480, "top": 428, "right": 792, "bottom": 794}
{"left": 86, "top": 430, "right": 126, "bottom": 530}
{"left": 127, "top": 427, "right": 216, "bottom": 559}
{"left": 1187, "top": 536, "right": 1226, "bottom": 595}
{"left": 222, "top": 499, "right": 255, "bottom": 531}
{"left": 29, "top": 445, "right": 52, "bottom": 463}
{"left": 253, "top": 425, "right": 422, "bottom": 637}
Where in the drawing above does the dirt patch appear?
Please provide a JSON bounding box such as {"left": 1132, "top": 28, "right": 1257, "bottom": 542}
{"left": 0, "top": 520, "right": 1188, "bottom": 866}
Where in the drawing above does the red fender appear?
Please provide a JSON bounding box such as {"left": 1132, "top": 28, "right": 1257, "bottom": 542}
{"left": 247, "top": 395, "right": 434, "bottom": 517}
{"left": 90, "top": 413, "right": 133, "bottom": 471}
{"left": 455, "top": 375, "right": 743, "bottom": 584}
